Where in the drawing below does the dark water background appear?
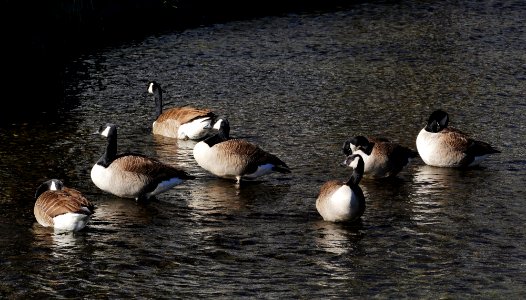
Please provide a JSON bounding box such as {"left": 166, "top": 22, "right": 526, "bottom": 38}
{"left": 1, "top": 0, "right": 525, "bottom": 298}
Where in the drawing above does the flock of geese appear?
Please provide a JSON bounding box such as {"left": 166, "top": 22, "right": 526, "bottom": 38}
{"left": 33, "top": 81, "right": 501, "bottom": 231}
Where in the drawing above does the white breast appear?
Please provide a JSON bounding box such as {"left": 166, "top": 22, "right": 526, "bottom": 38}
{"left": 195, "top": 141, "right": 253, "bottom": 179}
{"left": 90, "top": 164, "right": 145, "bottom": 198}
{"left": 193, "top": 142, "right": 222, "bottom": 176}
{"left": 416, "top": 129, "right": 438, "bottom": 166}
{"left": 416, "top": 128, "right": 468, "bottom": 167}
{"left": 320, "top": 185, "right": 353, "bottom": 222}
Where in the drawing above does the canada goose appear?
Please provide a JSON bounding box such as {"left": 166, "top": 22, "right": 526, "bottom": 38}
{"left": 147, "top": 81, "right": 217, "bottom": 140}
{"left": 316, "top": 154, "right": 365, "bottom": 223}
{"left": 416, "top": 109, "right": 500, "bottom": 167}
{"left": 91, "top": 123, "right": 195, "bottom": 201}
{"left": 342, "top": 135, "right": 418, "bottom": 178}
{"left": 34, "top": 179, "right": 95, "bottom": 231}
{"left": 193, "top": 118, "right": 291, "bottom": 185}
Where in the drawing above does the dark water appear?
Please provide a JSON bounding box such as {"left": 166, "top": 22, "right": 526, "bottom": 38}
{"left": 1, "top": 1, "right": 525, "bottom": 298}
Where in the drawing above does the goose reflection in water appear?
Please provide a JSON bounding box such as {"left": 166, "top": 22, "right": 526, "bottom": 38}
{"left": 411, "top": 164, "right": 472, "bottom": 196}
{"left": 187, "top": 179, "right": 249, "bottom": 214}
{"left": 89, "top": 196, "right": 159, "bottom": 229}
{"left": 313, "top": 220, "right": 364, "bottom": 256}
{"left": 409, "top": 164, "right": 477, "bottom": 226}
{"left": 31, "top": 223, "right": 88, "bottom": 259}
{"left": 152, "top": 135, "right": 197, "bottom": 170}
{"left": 187, "top": 178, "right": 291, "bottom": 215}
{"left": 311, "top": 220, "right": 365, "bottom": 280}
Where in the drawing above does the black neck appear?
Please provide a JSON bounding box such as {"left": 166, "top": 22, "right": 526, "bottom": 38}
{"left": 153, "top": 89, "right": 163, "bottom": 119}
{"left": 363, "top": 142, "right": 374, "bottom": 155}
{"left": 204, "top": 130, "right": 229, "bottom": 147}
{"left": 97, "top": 132, "right": 117, "bottom": 167}
{"left": 346, "top": 158, "right": 364, "bottom": 186}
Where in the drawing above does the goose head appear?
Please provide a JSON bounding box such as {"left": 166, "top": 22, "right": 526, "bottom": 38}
{"left": 34, "top": 179, "right": 64, "bottom": 199}
{"left": 425, "top": 109, "right": 449, "bottom": 133}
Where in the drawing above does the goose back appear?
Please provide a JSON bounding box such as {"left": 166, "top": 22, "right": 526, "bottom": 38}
{"left": 416, "top": 110, "right": 500, "bottom": 167}
{"left": 193, "top": 118, "right": 290, "bottom": 183}
{"left": 34, "top": 179, "right": 94, "bottom": 231}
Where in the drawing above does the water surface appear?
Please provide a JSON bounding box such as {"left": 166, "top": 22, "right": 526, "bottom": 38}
{"left": 1, "top": 1, "right": 525, "bottom": 298}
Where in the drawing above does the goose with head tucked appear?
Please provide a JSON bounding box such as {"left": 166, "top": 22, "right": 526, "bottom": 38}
{"left": 148, "top": 81, "right": 218, "bottom": 140}
{"left": 416, "top": 109, "right": 500, "bottom": 168}
{"left": 342, "top": 135, "right": 418, "bottom": 178}
{"left": 316, "top": 154, "right": 366, "bottom": 223}
{"left": 34, "top": 179, "right": 95, "bottom": 231}
{"left": 192, "top": 118, "right": 291, "bottom": 185}
{"left": 91, "top": 123, "right": 195, "bottom": 201}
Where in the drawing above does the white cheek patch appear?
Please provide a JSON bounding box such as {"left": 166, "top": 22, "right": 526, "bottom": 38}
{"left": 101, "top": 126, "right": 111, "bottom": 137}
{"left": 148, "top": 83, "right": 154, "bottom": 94}
{"left": 349, "top": 157, "right": 360, "bottom": 169}
{"left": 50, "top": 181, "right": 59, "bottom": 191}
{"left": 213, "top": 119, "right": 223, "bottom": 130}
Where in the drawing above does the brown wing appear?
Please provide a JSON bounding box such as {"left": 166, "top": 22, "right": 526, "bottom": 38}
{"left": 219, "top": 139, "right": 290, "bottom": 174}
{"left": 368, "top": 136, "right": 391, "bottom": 143}
{"left": 62, "top": 187, "right": 95, "bottom": 211}
{"left": 374, "top": 140, "right": 418, "bottom": 159}
{"left": 112, "top": 155, "right": 194, "bottom": 180}
{"left": 34, "top": 189, "right": 94, "bottom": 226}
{"left": 442, "top": 128, "right": 472, "bottom": 152}
{"left": 317, "top": 180, "right": 343, "bottom": 199}
{"left": 368, "top": 139, "right": 418, "bottom": 176}
{"left": 156, "top": 107, "right": 215, "bottom": 124}
{"left": 371, "top": 139, "right": 395, "bottom": 155}
{"left": 465, "top": 139, "right": 501, "bottom": 156}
